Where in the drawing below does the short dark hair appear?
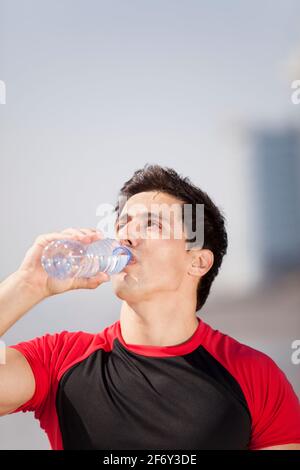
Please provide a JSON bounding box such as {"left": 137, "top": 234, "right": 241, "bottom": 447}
{"left": 114, "top": 164, "right": 228, "bottom": 311}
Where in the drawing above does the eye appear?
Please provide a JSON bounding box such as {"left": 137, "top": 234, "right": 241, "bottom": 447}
{"left": 116, "top": 219, "right": 162, "bottom": 232}
{"left": 115, "top": 222, "right": 128, "bottom": 234}
{"left": 147, "top": 219, "right": 161, "bottom": 229}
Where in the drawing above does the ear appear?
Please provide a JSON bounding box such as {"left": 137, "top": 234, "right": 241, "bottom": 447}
{"left": 188, "top": 249, "right": 214, "bottom": 278}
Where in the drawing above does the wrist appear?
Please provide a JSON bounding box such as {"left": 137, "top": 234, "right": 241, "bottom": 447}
{"left": 12, "top": 270, "right": 48, "bottom": 303}
{"left": 0, "top": 270, "right": 46, "bottom": 337}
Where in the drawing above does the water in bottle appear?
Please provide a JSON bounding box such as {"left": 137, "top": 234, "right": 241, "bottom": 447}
{"left": 41, "top": 237, "right": 133, "bottom": 279}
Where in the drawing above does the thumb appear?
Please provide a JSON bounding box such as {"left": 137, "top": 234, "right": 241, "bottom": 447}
{"left": 73, "top": 272, "right": 111, "bottom": 290}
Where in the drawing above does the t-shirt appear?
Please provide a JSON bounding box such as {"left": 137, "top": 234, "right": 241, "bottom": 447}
{"left": 9, "top": 316, "right": 300, "bottom": 450}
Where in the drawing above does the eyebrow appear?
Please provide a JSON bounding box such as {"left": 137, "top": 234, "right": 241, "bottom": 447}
{"left": 115, "top": 211, "right": 170, "bottom": 230}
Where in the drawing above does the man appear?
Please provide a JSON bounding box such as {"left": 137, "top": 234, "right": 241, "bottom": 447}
{"left": 0, "top": 164, "right": 300, "bottom": 450}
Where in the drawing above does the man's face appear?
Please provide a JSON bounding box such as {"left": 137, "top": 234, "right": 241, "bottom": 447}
{"left": 111, "top": 191, "right": 195, "bottom": 304}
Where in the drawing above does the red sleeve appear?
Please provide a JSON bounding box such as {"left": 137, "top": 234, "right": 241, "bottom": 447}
{"left": 8, "top": 330, "right": 82, "bottom": 418}
{"left": 247, "top": 353, "right": 300, "bottom": 449}
{"left": 7, "top": 327, "right": 113, "bottom": 450}
{"left": 201, "top": 324, "right": 300, "bottom": 450}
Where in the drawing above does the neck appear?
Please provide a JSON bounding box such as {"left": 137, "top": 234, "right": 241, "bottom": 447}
{"left": 119, "top": 296, "right": 199, "bottom": 347}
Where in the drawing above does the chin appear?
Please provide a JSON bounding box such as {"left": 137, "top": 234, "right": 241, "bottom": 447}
{"left": 112, "top": 271, "right": 138, "bottom": 283}
{"left": 112, "top": 277, "right": 142, "bottom": 301}
{"left": 114, "top": 289, "right": 139, "bottom": 303}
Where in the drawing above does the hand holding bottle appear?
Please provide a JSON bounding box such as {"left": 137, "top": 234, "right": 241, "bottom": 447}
{"left": 17, "top": 228, "right": 111, "bottom": 299}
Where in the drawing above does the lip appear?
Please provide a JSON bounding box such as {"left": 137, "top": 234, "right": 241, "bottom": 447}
{"left": 125, "top": 249, "right": 138, "bottom": 265}
{"left": 127, "top": 256, "right": 137, "bottom": 265}
{"left": 123, "top": 262, "right": 137, "bottom": 273}
{"left": 117, "top": 245, "right": 137, "bottom": 265}
{"left": 123, "top": 254, "right": 138, "bottom": 269}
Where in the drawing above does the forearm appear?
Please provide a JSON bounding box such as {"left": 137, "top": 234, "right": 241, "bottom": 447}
{"left": 0, "top": 271, "right": 45, "bottom": 337}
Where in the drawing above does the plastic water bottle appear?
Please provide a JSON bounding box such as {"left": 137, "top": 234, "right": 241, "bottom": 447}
{"left": 41, "top": 238, "right": 133, "bottom": 279}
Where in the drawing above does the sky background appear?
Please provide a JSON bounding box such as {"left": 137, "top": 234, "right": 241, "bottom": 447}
{"left": 0, "top": 0, "right": 299, "bottom": 449}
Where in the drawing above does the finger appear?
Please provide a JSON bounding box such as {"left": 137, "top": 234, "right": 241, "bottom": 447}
{"left": 78, "top": 228, "right": 97, "bottom": 234}
{"left": 60, "top": 228, "right": 92, "bottom": 243}
{"left": 61, "top": 228, "right": 87, "bottom": 237}
{"left": 62, "top": 229, "right": 106, "bottom": 245}
{"left": 63, "top": 227, "right": 101, "bottom": 237}
{"left": 78, "top": 228, "right": 105, "bottom": 242}
{"left": 77, "top": 228, "right": 105, "bottom": 240}
{"left": 62, "top": 228, "right": 97, "bottom": 236}
{"left": 73, "top": 272, "right": 110, "bottom": 289}
{"left": 34, "top": 232, "right": 80, "bottom": 248}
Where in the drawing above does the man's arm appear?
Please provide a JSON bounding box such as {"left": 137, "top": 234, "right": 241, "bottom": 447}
{"left": 0, "top": 229, "right": 109, "bottom": 338}
{"left": 0, "top": 270, "right": 45, "bottom": 339}
{"left": 0, "top": 228, "right": 109, "bottom": 417}
{"left": 258, "top": 443, "right": 300, "bottom": 450}
{"left": 0, "top": 270, "right": 45, "bottom": 416}
{"left": 0, "top": 346, "right": 35, "bottom": 416}
{"left": 0, "top": 260, "right": 51, "bottom": 415}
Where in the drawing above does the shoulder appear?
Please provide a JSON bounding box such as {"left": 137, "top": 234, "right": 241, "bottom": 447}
{"left": 198, "top": 318, "right": 297, "bottom": 411}
{"left": 7, "top": 321, "right": 119, "bottom": 416}
{"left": 199, "top": 319, "right": 279, "bottom": 375}
{"left": 9, "top": 320, "right": 119, "bottom": 382}
{"left": 199, "top": 319, "right": 300, "bottom": 449}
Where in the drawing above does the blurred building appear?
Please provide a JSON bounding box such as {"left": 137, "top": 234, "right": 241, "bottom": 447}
{"left": 249, "top": 126, "right": 300, "bottom": 283}
{"left": 206, "top": 127, "right": 300, "bottom": 397}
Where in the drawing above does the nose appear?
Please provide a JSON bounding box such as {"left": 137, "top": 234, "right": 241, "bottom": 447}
{"left": 116, "top": 223, "right": 140, "bottom": 249}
